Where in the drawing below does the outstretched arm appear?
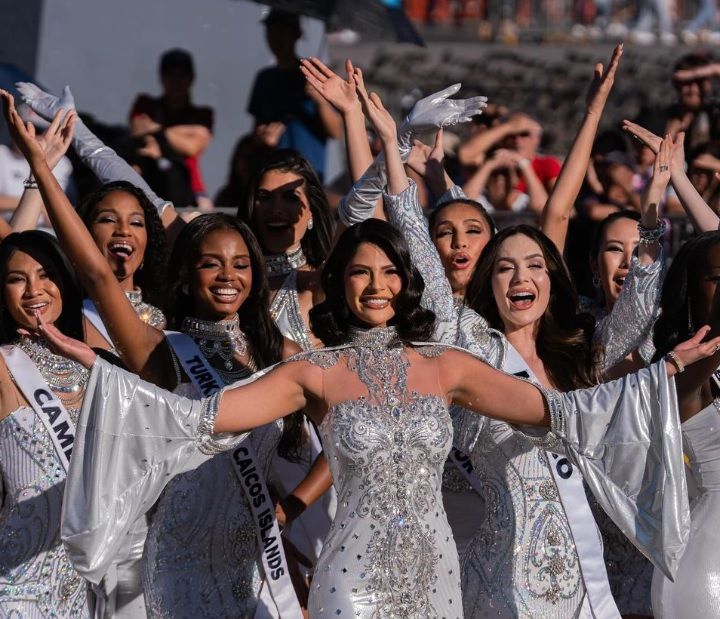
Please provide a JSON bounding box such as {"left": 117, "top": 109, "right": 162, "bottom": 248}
{"left": 215, "top": 359, "right": 320, "bottom": 433}
{"left": 542, "top": 44, "right": 622, "bottom": 253}
{"left": 0, "top": 90, "right": 168, "bottom": 383}
{"left": 624, "top": 120, "right": 720, "bottom": 232}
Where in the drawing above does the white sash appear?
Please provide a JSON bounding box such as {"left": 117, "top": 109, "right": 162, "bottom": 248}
{"left": 503, "top": 345, "right": 620, "bottom": 619}
{"left": 165, "top": 331, "right": 303, "bottom": 618}
{"left": 82, "top": 299, "right": 112, "bottom": 347}
{"left": 1, "top": 345, "right": 75, "bottom": 471}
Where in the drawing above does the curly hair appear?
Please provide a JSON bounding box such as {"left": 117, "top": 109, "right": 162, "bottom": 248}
{"left": 466, "top": 225, "right": 601, "bottom": 390}
{"left": 653, "top": 231, "right": 720, "bottom": 359}
{"left": 239, "top": 149, "right": 333, "bottom": 267}
{"left": 78, "top": 181, "right": 168, "bottom": 310}
{"left": 0, "top": 231, "right": 84, "bottom": 343}
{"left": 310, "top": 219, "right": 436, "bottom": 346}
{"left": 428, "top": 197, "right": 497, "bottom": 236}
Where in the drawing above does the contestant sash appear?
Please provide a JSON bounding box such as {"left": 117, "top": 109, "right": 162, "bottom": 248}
{"left": 165, "top": 331, "right": 303, "bottom": 618}
{"left": 82, "top": 299, "right": 112, "bottom": 347}
{"left": 1, "top": 345, "right": 75, "bottom": 471}
{"left": 503, "top": 345, "right": 620, "bottom": 619}
{"left": 448, "top": 446, "right": 484, "bottom": 495}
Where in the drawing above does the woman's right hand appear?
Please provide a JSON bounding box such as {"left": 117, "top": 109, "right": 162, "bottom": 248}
{"left": 622, "top": 119, "right": 662, "bottom": 154}
{"left": 20, "top": 310, "right": 97, "bottom": 369}
{"left": 585, "top": 44, "right": 622, "bottom": 116}
{"left": 300, "top": 57, "right": 360, "bottom": 116}
{"left": 1, "top": 90, "right": 75, "bottom": 169}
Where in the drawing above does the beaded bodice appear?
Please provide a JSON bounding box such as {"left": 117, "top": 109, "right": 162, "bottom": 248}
{"left": 269, "top": 270, "right": 314, "bottom": 352}
{"left": 295, "top": 335, "right": 461, "bottom": 618}
{"left": 0, "top": 408, "right": 90, "bottom": 617}
{"left": 142, "top": 365, "right": 281, "bottom": 617}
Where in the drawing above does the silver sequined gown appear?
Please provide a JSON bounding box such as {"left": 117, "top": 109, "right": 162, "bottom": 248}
{"left": 0, "top": 406, "right": 90, "bottom": 618}
{"left": 651, "top": 400, "right": 720, "bottom": 618}
{"left": 140, "top": 347, "right": 283, "bottom": 618}
{"left": 295, "top": 338, "right": 461, "bottom": 619}
{"left": 382, "top": 182, "right": 664, "bottom": 617}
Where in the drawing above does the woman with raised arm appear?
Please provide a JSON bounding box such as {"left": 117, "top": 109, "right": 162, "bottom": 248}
{"left": 0, "top": 231, "right": 93, "bottom": 618}
{"left": 1, "top": 90, "right": 329, "bottom": 617}
{"left": 651, "top": 231, "right": 720, "bottom": 618}
{"left": 53, "top": 212, "right": 720, "bottom": 618}
{"left": 341, "top": 49, "right": 666, "bottom": 616}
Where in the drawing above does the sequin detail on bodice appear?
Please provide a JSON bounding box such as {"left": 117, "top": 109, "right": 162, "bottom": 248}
{"left": 142, "top": 381, "right": 282, "bottom": 617}
{"left": 301, "top": 343, "right": 460, "bottom": 619}
{"left": 270, "top": 270, "right": 314, "bottom": 351}
{"left": 460, "top": 420, "right": 583, "bottom": 618}
{"left": 0, "top": 408, "right": 90, "bottom": 618}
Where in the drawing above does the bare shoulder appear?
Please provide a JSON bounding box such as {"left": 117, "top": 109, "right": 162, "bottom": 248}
{"left": 281, "top": 337, "right": 302, "bottom": 359}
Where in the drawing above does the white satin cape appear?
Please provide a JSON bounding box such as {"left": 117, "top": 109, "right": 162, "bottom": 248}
{"left": 62, "top": 355, "right": 689, "bottom": 586}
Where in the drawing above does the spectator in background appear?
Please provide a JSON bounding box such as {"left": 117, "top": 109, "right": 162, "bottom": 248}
{"left": 457, "top": 111, "right": 560, "bottom": 192}
{"left": 582, "top": 150, "right": 640, "bottom": 220}
{"left": 248, "top": 10, "right": 341, "bottom": 181}
{"left": 129, "top": 49, "right": 214, "bottom": 208}
{"left": 215, "top": 121, "right": 285, "bottom": 207}
{"left": 666, "top": 53, "right": 720, "bottom": 149}
{"left": 681, "top": 0, "right": 720, "bottom": 45}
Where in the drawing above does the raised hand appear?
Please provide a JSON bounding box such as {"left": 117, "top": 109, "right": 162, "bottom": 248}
{"left": 0, "top": 89, "right": 72, "bottom": 166}
{"left": 406, "top": 129, "right": 444, "bottom": 177}
{"left": 37, "top": 106, "right": 76, "bottom": 169}
{"left": 670, "top": 325, "right": 720, "bottom": 374}
{"left": 586, "top": 44, "right": 622, "bottom": 116}
{"left": 15, "top": 82, "right": 75, "bottom": 123}
{"left": 623, "top": 119, "right": 662, "bottom": 154}
{"left": 402, "top": 84, "right": 488, "bottom": 133}
{"left": 650, "top": 134, "right": 673, "bottom": 190}
{"left": 353, "top": 69, "right": 396, "bottom": 143}
{"left": 300, "top": 57, "right": 359, "bottom": 115}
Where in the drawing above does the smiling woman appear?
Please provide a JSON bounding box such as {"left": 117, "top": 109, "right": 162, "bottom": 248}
{"left": 0, "top": 231, "right": 92, "bottom": 617}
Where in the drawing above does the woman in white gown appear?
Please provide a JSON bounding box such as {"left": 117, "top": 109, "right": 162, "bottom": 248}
{"left": 651, "top": 231, "right": 720, "bottom": 618}
{"left": 1, "top": 90, "right": 330, "bottom": 617}
{"left": 0, "top": 230, "right": 92, "bottom": 618}
{"left": 56, "top": 214, "right": 720, "bottom": 619}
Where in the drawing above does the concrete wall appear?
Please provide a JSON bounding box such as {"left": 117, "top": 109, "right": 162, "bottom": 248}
{"left": 6, "top": 0, "right": 328, "bottom": 196}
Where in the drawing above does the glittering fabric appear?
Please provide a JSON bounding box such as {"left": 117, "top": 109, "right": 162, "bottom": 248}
{"left": 652, "top": 401, "right": 720, "bottom": 618}
{"left": 297, "top": 345, "right": 461, "bottom": 618}
{"left": 142, "top": 377, "right": 282, "bottom": 618}
{"left": 382, "top": 182, "right": 584, "bottom": 616}
{"left": 270, "top": 270, "right": 314, "bottom": 352}
{"left": 582, "top": 250, "right": 664, "bottom": 371}
{"left": 0, "top": 408, "right": 90, "bottom": 618}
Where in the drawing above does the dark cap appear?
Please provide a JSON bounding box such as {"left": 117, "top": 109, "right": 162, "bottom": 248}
{"left": 261, "top": 9, "right": 300, "bottom": 28}
{"left": 160, "top": 49, "right": 194, "bottom": 76}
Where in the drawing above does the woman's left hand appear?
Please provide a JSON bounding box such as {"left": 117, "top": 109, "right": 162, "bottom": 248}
{"left": 668, "top": 325, "right": 720, "bottom": 375}
{"left": 353, "top": 69, "right": 396, "bottom": 144}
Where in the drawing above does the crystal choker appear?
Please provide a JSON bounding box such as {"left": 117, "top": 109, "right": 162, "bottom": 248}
{"left": 347, "top": 326, "right": 401, "bottom": 349}
{"left": 16, "top": 337, "right": 89, "bottom": 395}
{"left": 265, "top": 247, "right": 307, "bottom": 278}
{"left": 182, "top": 314, "right": 256, "bottom": 375}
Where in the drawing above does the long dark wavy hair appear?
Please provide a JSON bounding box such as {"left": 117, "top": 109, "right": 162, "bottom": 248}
{"left": 428, "top": 197, "right": 497, "bottom": 236}
{"left": 0, "top": 231, "right": 84, "bottom": 343}
{"left": 239, "top": 149, "right": 333, "bottom": 267}
{"left": 653, "top": 231, "right": 720, "bottom": 358}
{"left": 78, "top": 181, "right": 168, "bottom": 309}
{"left": 167, "top": 213, "right": 304, "bottom": 457}
{"left": 466, "top": 224, "right": 601, "bottom": 390}
{"left": 310, "top": 219, "right": 436, "bottom": 346}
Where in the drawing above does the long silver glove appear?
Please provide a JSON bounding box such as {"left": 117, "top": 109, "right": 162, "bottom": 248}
{"left": 338, "top": 84, "right": 487, "bottom": 226}
{"left": 16, "top": 82, "right": 171, "bottom": 215}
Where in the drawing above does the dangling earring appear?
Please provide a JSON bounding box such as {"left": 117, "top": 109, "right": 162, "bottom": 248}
{"left": 592, "top": 274, "right": 600, "bottom": 288}
{"left": 181, "top": 283, "right": 189, "bottom": 295}
{"left": 687, "top": 300, "right": 695, "bottom": 335}
{"left": 307, "top": 217, "right": 314, "bottom": 230}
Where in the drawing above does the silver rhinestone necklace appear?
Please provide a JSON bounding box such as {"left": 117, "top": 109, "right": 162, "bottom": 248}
{"left": 181, "top": 314, "right": 256, "bottom": 375}
{"left": 16, "top": 337, "right": 89, "bottom": 394}
{"left": 264, "top": 246, "right": 307, "bottom": 278}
